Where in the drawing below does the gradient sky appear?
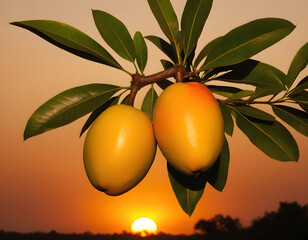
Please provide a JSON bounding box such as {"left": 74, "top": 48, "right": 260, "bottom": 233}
{"left": 1, "top": 0, "right": 308, "bottom": 235}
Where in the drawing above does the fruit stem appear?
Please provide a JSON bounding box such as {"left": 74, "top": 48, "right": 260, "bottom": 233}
{"left": 127, "top": 83, "right": 139, "bottom": 106}
{"left": 126, "top": 65, "right": 193, "bottom": 106}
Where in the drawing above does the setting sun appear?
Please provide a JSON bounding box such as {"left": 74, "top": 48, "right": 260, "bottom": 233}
{"left": 131, "top": 218, "right": 157, "bottom": 237}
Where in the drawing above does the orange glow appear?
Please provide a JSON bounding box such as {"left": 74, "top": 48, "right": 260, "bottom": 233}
{"left": 1, "top": 0, "right": 308, "bottom": 236}
{"left": 131, "top": 218, "right": 157, "bottom": 237}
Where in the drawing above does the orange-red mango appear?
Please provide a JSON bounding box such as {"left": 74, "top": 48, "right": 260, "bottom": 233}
{"left": 153, "top": 82, "right": 224, "bottom": 175}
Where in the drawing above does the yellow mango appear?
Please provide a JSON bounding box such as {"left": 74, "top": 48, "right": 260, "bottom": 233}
{"left": 83, "top": 104, "right": 156, "bottom": 196}
{"left": 153, "top": 82, "right": 224, "bottom": 175}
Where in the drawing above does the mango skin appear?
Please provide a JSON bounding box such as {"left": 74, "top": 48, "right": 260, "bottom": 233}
{"left": 153, "top": 82, "right": 224, "bottom": 175}
{"left": 83, "top": 104, "right": 156, "bottom": 196}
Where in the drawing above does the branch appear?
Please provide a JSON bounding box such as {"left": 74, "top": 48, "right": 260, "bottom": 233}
{"left": 127, "top": 65, "right": 193, "bottom": 106}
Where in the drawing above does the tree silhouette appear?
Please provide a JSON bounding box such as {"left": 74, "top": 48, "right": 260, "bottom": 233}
{"left": 194, "top": 202, "right": 308, "bottom": 240}
{"left": 248, "top": 201, "right": 308, "bottom": 239}
{"left": 195, "top": 214, "right": 242, "bottom": 234}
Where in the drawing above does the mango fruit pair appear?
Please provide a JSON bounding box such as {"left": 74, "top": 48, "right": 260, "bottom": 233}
{"left": 83, "top": 82, "right": 224, "bottom": 196}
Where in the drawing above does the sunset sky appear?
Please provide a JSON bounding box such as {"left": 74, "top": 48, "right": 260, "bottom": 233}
{"left": 1, "top": 0, "right": 308, "bottom": 235}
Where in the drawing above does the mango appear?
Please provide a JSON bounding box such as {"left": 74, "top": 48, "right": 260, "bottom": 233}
{"left": 83, "top": 104, "right": 156, "bottom": 196}
{"left": 153, "top": 82, "right": 224, "bottom": 175}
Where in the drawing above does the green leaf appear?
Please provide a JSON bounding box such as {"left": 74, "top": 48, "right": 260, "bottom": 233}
{"left": 161, "top": 59, "right": 174, "bottom": 69}
{"left": 207, "top": 85, "right": 243, "bottom": 98}
{"left": 291, "top": 92, "right": 308, "bottom": 114}
{"left": 10, "top": 20, "right": 122, "bottom": 69}
{"left": 158, "top": 59, "right": 174, "bottom": 90}
{"left": 299, "top": 103, "right": 308, "bottom": 113}
{"left": 147, "top": 0, "right": 179, "bottom": 45}
{"left": 133, "top": 31, "right": 148, "bottom": 74}
{"left": 178, "top": 30, "right": 185, "bottom": 54}
{"left": 235, "top": 105, "right": 275, "bottom": 121}
{"left": 141, "top": 85, "right": 158, "bottom": 121}
{"left": 156, "top": 79, "right": 173, "bottom": 90}
{"left": 120, "top": 94, "right": 130, "bottom": 104}
{"left": 205, "top": 137, "right": 230, "bottom": 191}
{"left": 202, "top": 62, "right": 244, "bottom": 80}
{"left": 285, "top": 42, "right": 308, "bottom": 88}
{"left": 234, "top": 110, "right": 299, "bottom": 162}
{"left": 24, "top": 84, "right": 122, "bottom": 140}
{"left": 167, "top": 137, "right": 230, "bottom": 215}
{"left": 92, "top": 10, "right": 135, "bottom": 63}
{"left": 185, "top": 45, "right": 196, "bottom": 69}
{"left": 145, "top": 35, "right": 177, "bottom": 62}
{"left": 229, "top": 90, "right": 255, "bottom": 99}
{"left": 289, "top": 91, "right": 308, "bottom": 105}
{"left": 181, "top": 0, "right": 213, "bottom": 60}
{"left": 194, "top": 36, "right": 222, "bottom": 68}
{"left": 272, "top": 105, "right": 308, "bottom": 137}
{"left": 80, "top": 96, "right": 119, "bottom": 137}
{"left": 216, "top": 60, "right": 286, "bottom": 90}
{"left": 167, "top": 163, "right": 206, "bottom": 216}
{"left": 219, "top": 104, "right": 234, "bottom": 136}
{"left": 289, "top": 76, "right": 308, "bottom": 95}
{"left": 249, "top": 88, "right": 281, "bottom": 101}
{"left": 200, "top": 18, "right": 295, "bottom": 71}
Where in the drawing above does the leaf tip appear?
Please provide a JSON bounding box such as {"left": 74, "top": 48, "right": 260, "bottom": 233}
{"left": 186, "top": 212, "right": 193, "bottom": 217}
{"left": 10, "top": 21, "right": 20, "bottom": 27}
{"left": 23, "top": 131, "right": 31, "bottom": 141}
{"left": 215, "top": 185, "right": 225, "bottom": 192}
{"left": 79, "top": 128, "right": 86, "bottom": 138}
{"left": 91, "top": 9, "right": 100, "bottom": 17}
{"left": 292, "top": 153, "right": 300, "bottom": 162}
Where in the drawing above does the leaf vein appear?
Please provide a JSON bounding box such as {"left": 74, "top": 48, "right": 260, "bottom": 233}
{"left": 102, "top": 19, "right": 135, "bottom": 63}
{"left": 237, "top": 111, "right": 294, "bottom": 161}
{"left": 156, "top": 1, "right": 177, "bottom": 44}
{"left": 204, "top": 26, "right": 292, "bottom": 70}
{"left": 28, "top": 23, "right": 121, "bottom": 68}
{"left": 185, "top": 0, "right": 203, "bottom": 58}
{"left": 273, "top": 106, "right": 308, "bottom": 127}
{"left": 37, "top": 87, "right": 122, "bottom": 129}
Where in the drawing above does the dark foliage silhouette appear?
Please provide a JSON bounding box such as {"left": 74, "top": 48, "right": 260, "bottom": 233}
{"left": 195, "top": 214, "right": 242, "bottom": 233}
{"left": 194, "top": 214, "right": 242, "bottom": 239}
{"left": 247, "top": 201, "right": 308, "bottom": 240}
{"left": 1, "top": 201, "right": 307, "bottom": 240}
{"left": 194, "top": 201, "right": 308, "bottom": 240}
{"left": 0, "top": 231, "right": 204, "bottom": 240}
